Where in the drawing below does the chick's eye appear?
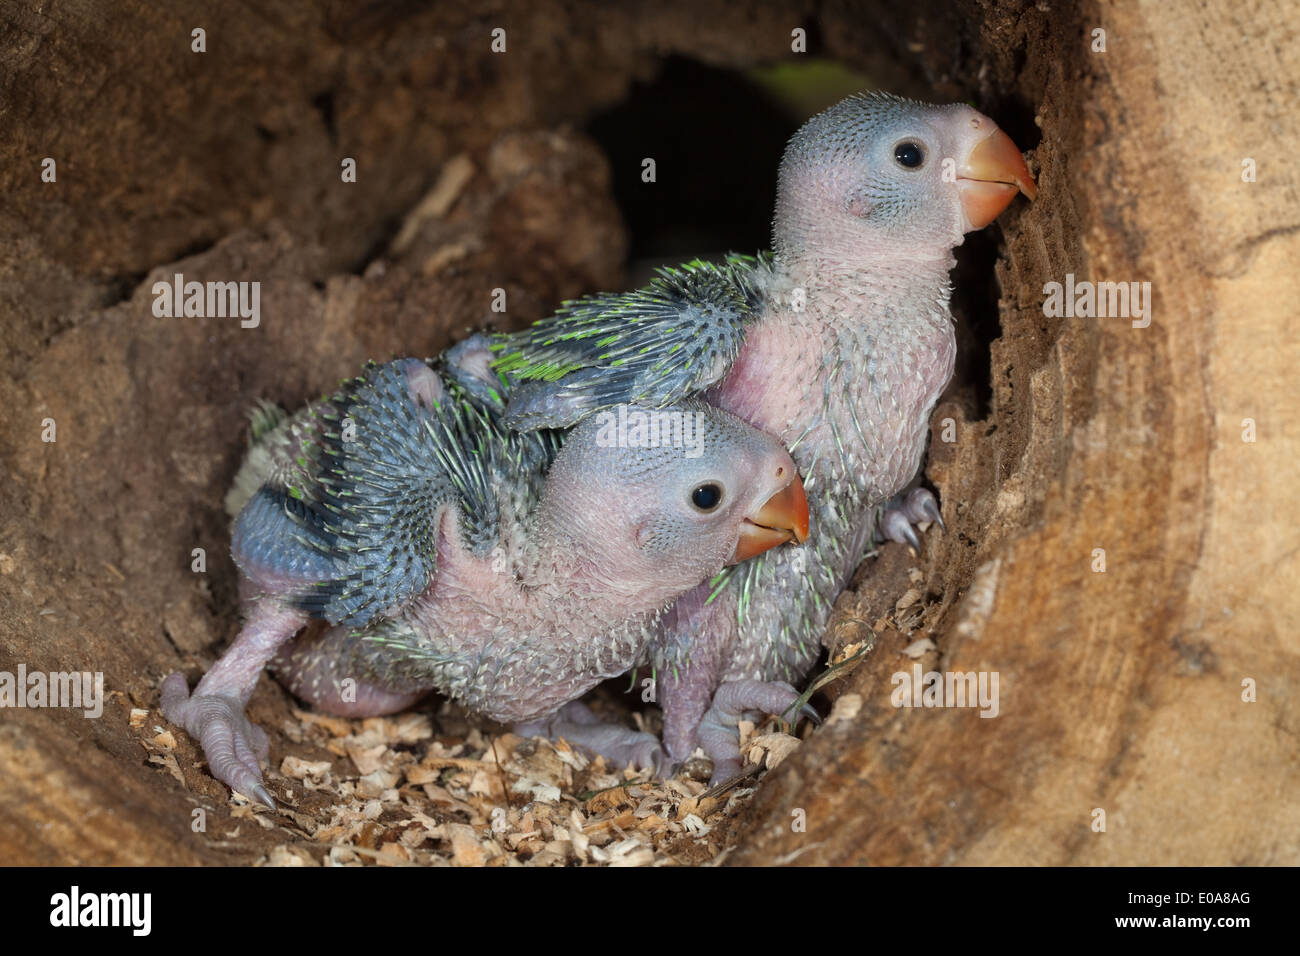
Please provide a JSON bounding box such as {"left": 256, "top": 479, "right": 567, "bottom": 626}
{"left": 691, "top": 484, "right": 723, "bottom": 512}
{"left": 893, "top": 141, "right": 925, "bottom": 169}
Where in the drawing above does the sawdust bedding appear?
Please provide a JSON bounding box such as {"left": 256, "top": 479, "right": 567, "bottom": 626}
{"left": 129, "top": 563, "right": 936, "bottom": 866}
{"left": 133, "top": 698, "right": 803, "bottom": 867}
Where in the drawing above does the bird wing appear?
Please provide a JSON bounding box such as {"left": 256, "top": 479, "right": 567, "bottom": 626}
{"left": 251, "top": 360, "right": 555, "bottom": 628}
{"left": 491, "top": 253, "right": 772, "bottom": 429}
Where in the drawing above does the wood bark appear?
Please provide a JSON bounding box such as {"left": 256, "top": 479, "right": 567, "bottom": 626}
{"left": 729, "top": 0, "right": 1300, "bottom": 865}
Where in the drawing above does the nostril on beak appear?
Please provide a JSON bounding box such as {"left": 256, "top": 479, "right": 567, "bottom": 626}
{"left": 776, "top": 465, "right": 786, "bottom": 479}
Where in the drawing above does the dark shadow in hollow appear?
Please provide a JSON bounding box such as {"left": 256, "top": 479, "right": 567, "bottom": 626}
{"left": 948, "top": 92, "right": 1041, "bottom": 421}
{"left": 585, "top": 57, "right": 800, "bottom": 273}
{"left": 950, "top": 228, "right": 1002, "bottom": 420}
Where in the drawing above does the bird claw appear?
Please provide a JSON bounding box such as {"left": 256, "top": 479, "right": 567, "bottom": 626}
{"left": 880, "top": 509, "right": 922, "bottom": 554}
{"left": 587, "top": 728, "right": 669, "bottom": 778}
{"left": 160, "top": 672, "right": 277, "bottom": 808}
{"left": 878, "top": 487, "right": 943, "bottom": 553}
{"left": 911, "top": 488, "right": 944, "bottom": 529}
{"left": 793, "top": 700, "right": 821, "bottom": 725}
{"left": 697, "top": 679, "right": 818, "bottom": 785}
{"left": 558, "top": 726, "right": 668, "bottom": 778}
{"left": 520, "top": 702, "right": 670, "bottom": 778}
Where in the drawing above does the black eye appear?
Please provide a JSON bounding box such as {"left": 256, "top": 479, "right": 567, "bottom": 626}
{"left": 893, "top": 141, "right": 925, "bottom": 169}
{"left": 691, "top": 484, "right": 723, "bottom": 512}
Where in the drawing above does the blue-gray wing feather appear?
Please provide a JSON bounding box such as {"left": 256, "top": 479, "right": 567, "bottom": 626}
{"left": 491, "top": 254, "right": 771, "bottom": 429}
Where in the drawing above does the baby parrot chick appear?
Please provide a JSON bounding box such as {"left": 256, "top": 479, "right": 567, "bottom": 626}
{"left": 162, "top": 339, "right": 808, "bottom": 804}
{"left": 492, "top": 92, "right": 1036, "bottom": 780}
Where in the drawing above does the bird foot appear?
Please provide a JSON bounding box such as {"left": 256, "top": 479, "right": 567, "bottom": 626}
{"left": 878, "top": 487, "right": 943, "bottom": 555}
{"left": 697, "top": 679, "right": 818, "bottom": 784}
{"left": 517, "top": 701, "right": 667, "bottom": 777}
{"left": 160, "top": 672, "right": 276, "bottom": 808}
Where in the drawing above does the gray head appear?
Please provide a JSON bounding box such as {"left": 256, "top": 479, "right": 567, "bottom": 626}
{"left": 537, "top": 402, "right": 809, "bottom": 602}
{"left": 774, "top": 92, "right": 1036, "bottom": 266}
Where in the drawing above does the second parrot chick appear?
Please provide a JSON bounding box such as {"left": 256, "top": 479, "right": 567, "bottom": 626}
{"left": 493, "top": 92, "right": 1037, "bottom": 779}
{"left": 162, "top": 340, "right": 808, "bottom": 804}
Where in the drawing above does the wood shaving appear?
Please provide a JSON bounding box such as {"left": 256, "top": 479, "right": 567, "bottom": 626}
{"left": 744, "top": 732, "right": 801, "bottom": 771}
{"left": 141, "top": 694, "right": 785, "bottom": 866}
{"left": 280, "top": 756, "right": 333, "bottom": 781}
{"left": 901, "top": 637, "right": 937, "bottom": 659}
{"left": 146, "top": 752, "right": 184, "bottom": 785}
{"left": 827, "top": 693, "right": 863, "bottom": 726}
{"left": 895, "top": 588, "right": 922, "bottom": 610}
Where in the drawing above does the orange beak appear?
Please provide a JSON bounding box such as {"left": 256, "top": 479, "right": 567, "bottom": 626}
{"left": 957, "top": 125, "right": 1037, "bottom": 230}
{"left": 728, "top": 474, "right": 811, "bottom": 565}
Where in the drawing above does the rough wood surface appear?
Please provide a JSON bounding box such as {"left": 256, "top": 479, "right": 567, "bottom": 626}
{"left": 728, "top": 0, "right": 1300, "bottom": 865}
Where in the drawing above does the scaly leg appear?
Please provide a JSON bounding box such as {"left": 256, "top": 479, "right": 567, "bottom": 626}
{"left": 656, "top": 573, "right": 821, "bottom": 783}
{"left": 160, "top": 600, "right": 306, "bottom": 807}
{"left": 655, "top": 583, "right": 726, "bottom": 766}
